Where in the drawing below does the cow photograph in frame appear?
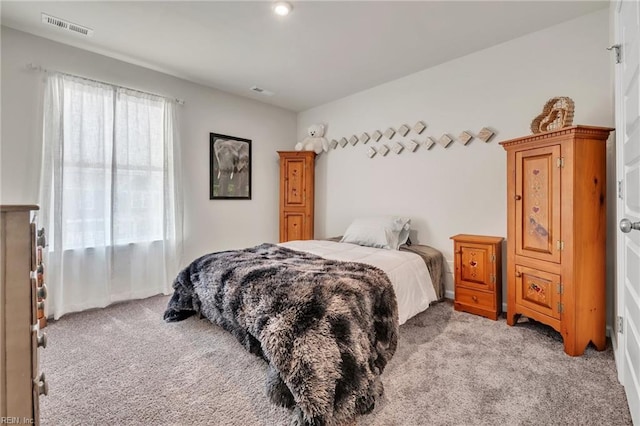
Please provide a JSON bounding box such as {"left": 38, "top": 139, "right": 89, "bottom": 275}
{"left": 210, "top": 133, "right": 252, "bottom": 199}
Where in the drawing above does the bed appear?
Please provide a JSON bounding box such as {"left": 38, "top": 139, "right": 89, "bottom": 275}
{"left": 164, "top": 217, "right": 444, "bottom": 425}
{"left": 280, "top": 239, "right": 443, "bottom": 325}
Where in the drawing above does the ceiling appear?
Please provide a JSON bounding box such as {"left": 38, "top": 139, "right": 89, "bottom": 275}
{"left": 1, "top": 1, "right": 608, "bottom": 112}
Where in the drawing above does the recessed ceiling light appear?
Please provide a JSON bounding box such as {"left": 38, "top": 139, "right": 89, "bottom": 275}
{"left": 273, "top": 2, "right": 292, "bottom": 17}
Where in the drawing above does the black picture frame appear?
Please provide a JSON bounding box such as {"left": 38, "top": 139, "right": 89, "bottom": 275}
{"left": 210, "top": 133, "right": 252, "bottom": 200}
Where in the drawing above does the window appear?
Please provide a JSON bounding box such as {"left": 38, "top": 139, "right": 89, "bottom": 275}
{"left": 40, "top": 72, "right": 183, "bottom": 319}
{"left": 55, "top": 78, "right": 166, "bottom": 249}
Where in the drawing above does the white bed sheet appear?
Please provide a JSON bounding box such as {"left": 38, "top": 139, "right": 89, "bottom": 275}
{"left": 279, "top": 240, "right": 438, "bottom": 325}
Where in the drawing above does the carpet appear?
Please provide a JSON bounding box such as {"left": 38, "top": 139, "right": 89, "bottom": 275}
{"left": 39, "top": 295, "right": 632, "bottom": 425}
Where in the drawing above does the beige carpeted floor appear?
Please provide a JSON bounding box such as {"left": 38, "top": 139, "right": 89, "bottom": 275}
{"left": 40, "top": 295, "right": 632, "bottom": 425}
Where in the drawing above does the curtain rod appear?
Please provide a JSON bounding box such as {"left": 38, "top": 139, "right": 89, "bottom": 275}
{"left": 26, "top": 63, "right": 185, "bottom": 105}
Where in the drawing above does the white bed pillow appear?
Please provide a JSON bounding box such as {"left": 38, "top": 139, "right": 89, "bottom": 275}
{"left": 340, "top": 216, "right": 411, "bottom": 250}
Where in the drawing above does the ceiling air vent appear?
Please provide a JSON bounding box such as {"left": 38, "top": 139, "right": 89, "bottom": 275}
{"left": 41, "top": 13, "right": 94, "bottom": 37}
{"left": 250, "top": 86, "right": 274, "bottom": 96}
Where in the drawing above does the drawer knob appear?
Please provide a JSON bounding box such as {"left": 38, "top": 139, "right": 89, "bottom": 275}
{"left": 516, "top": 271, "right": 522, "bottom": 278}
{"left": 37, "top": 284, "right": 47, "bottom": 300}
{"left": 37, "top": 332, "right": 47, "bottom": 349}
{"left": 37, "top": 228, "right": 47, "bottom": 247}
{"left": 472, "top": 295, "right": 478, "bottom": 302}
{"left": 34, "top": 372, "right": 48, "bottom": 396}
{"left": 514, "top": 195, "right": 522, "bottom": 200}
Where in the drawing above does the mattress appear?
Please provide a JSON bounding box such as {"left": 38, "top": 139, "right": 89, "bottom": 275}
{"left": 279, "top": 240, "right": 438, "bottom": 325}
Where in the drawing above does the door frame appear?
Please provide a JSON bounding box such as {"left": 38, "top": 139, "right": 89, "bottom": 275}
{"left": 613, "top": 2, "right": 640, "bottom": 424}
{"left": 613, "top": 0, "right": 625, "bottom": 380}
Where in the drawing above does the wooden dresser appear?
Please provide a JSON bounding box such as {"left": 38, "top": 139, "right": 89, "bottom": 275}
{"left": 1, "top": 205, "right": 48, "bottom": 424}
{"left": 451, "top": 234, "right": 503, "bottom": 320}
{"left": 278, "top": 151, "right": 316, "bottom": 242}
{"left": 500, "top": 125, "right": 613, "bottom": 356}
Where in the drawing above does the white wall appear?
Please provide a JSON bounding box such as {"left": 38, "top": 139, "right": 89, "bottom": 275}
{"left": 298, "top": 9, "right": 614, "bottom": 299}
{"left": 0, "top": 27, "right": 297, "bottom": 263}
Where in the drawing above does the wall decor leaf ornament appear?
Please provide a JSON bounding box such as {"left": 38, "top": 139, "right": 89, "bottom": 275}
{"left": 407, "top": 140, "right": 419, "bottom": 152}
{"left": 367, "top": 147, "right": 376, "bottom": 158}
{"left": 378, "top": 145, "right": 390, "bottom": 156}
{"left": 384, "top": 127, "right": 396, "bottom": 140}
{"left": 397, "top": 124, "right": 410, "bottom": 137}
{"left": 438, "top": 134, "right": 453, "bottom": 148}
{"left": 371, "top": 130, "right": 382, "bottom": 142}
{"left": 339, "top": 137, "right": 348, "bottom": 147}
{"left": 349, "top": 135, "right": 359, "bottom": 146}
{"left": 413, "top": 121, "right": 426, "bottom": 134}
{"left": 477, "top": 127, "right": 495, "bottom": 142}
{"left": 424, "top": 137, "right": 436, "bottom": 150}
{"left": 458, "top": 131, "right": 473, "bottom": 145}
{"left": 330, "top": 139, "right": 339, "bottom": 149}
{"left": 392, "top": 142, "right": 404, "bottom": 154}
{"left": 360, "top": 132, "right": 370, "bottom": 144}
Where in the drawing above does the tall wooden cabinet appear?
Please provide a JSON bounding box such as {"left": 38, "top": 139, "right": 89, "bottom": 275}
{"left": 1, "top": 205, "right": 48, "bottom": 424}
{"left": 278, "top": 151, "right": 316, "bottom": 242}
{"left": 500, "top": 125, "right": 613, "bottom": 356}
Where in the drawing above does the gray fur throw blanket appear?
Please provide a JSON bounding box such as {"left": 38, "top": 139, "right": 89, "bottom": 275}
{"left": 164, "top": 243, "right": 399, "bottom": 425}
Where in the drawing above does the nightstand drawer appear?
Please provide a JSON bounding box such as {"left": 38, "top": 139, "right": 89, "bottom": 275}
{"left": 455, "top": 286, "right": 494, "bottom": 310}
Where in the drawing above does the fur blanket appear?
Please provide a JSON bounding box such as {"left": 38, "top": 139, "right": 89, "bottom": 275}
{"left": 164, "top": 243, "right": 399, "bottom": 425}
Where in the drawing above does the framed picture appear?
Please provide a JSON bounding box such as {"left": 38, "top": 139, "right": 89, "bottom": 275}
{"left": 210, "top": 133, "right": 252, "bottom": 200}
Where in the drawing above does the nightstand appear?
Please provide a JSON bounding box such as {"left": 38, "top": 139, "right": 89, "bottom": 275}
{"left": 450, "top": 234, "right": 503, "bottom": 320}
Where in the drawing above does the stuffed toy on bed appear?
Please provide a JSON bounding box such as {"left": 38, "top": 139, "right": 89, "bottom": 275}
{"left": 294, "top": 123, "right": 329, "bottom": 154}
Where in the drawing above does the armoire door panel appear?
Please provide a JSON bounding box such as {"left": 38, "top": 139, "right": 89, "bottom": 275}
{"left": 283, "top": 212, "right": 305, "bottom": 242}
{"left": 515, "top": 265, "right": 561, "bottom": 320}
{"left": 283, "top": 159, "right": 306, "bottom": 207}
{"left": 455, "top": 242, "right": 494, "bottom": 292}
{"left": 515, "top": 145, "right": 561, "bottom": 264}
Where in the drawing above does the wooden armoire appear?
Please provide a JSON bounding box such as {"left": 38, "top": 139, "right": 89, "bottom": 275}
{"left": 500, "top": 125, "right": 613, "bottom": 356}
{"left": 278, "top": 151, "right": 315, "bottom": 242}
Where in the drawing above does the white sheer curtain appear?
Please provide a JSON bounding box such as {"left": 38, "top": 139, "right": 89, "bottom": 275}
{"left": 39, "top": 73, "right": 183, "bottom": 319}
